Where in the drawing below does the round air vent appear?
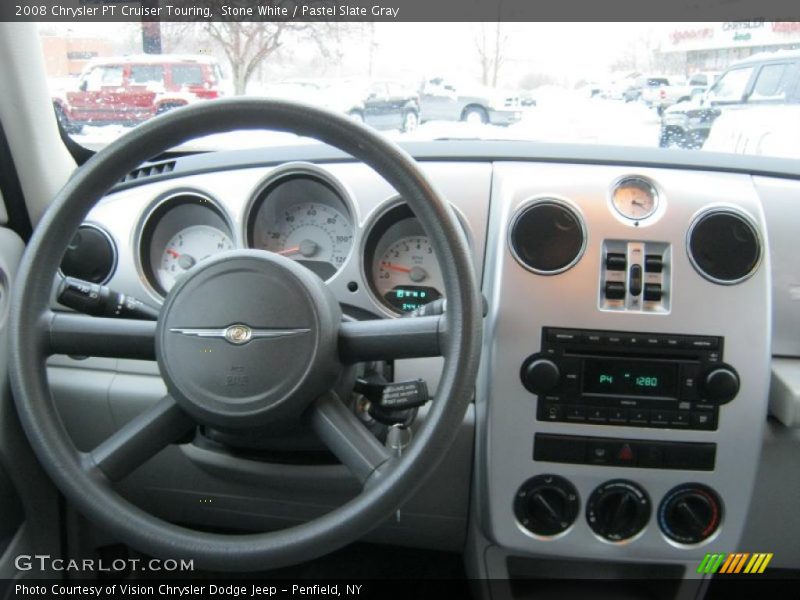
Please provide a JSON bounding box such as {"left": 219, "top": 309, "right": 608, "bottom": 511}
{"left": 509, "top": 200, "right": 586, "bottom": 274}
{"left": 60, "top": 224, "right": 117, "bottom": 284}
{"left": 687, "top": 210, "right": 761, "bottom": 284}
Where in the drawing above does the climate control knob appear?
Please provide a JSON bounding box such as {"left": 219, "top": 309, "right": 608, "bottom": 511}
{"left": 586, "top": 480, "right": 651, "bottom": 542}
{"left": 702, "top": 365, "right": 740, "bottom": 404}
{"left": 658, "top": 484, "right": 723, "bottom": 545}
{"left": 521, "top": 356, "right": 561, "bottom": 395}
{"left": 514, "top": 474, "right": 579, "bottom": 536}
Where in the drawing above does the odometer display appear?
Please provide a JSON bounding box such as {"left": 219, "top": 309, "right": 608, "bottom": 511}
{"left": 384, "top": 285, "right": 442, "bottom": 313}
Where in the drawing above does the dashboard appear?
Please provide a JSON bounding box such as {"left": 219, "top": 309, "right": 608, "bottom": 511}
{"left": 50, "top": 141, "right": 800, "bottom": 579}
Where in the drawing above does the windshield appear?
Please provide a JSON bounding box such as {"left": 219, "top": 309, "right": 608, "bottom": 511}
{"left": 42, "top": 21, "right": 800, "bottom": 158}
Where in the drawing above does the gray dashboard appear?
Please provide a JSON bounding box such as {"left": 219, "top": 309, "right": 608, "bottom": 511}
{"left": 49, "top": 142, "right": 800, "bottom": 574}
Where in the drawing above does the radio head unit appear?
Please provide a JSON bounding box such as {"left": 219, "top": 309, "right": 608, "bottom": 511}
{"left": 522, "top": 328, "right": 739, "bottom": 431}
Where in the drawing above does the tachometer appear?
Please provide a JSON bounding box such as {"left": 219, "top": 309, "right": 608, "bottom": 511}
{"left": 157, "top": 225, "right": 233, "bottom": 293}
{"left": 373, "top": 235, "right": 444, "bottom": 313}
{"left": 364, "top": 203, "right": 451, "bottom": 315}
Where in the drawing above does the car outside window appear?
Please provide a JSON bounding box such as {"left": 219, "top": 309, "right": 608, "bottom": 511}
{"left": 708, "top": 67, "right": 754, "bottom": 102}
{"left": 749, "top": 63, "right": 790, "bottom": 101}
{"left": 130, "top": 65, "right": 165, "bottom": 85}
{"left": 171, "top": 64, "right": 204, "bottom": 87}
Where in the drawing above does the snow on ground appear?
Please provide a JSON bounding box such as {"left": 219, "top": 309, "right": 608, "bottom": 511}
{"left": 71, "top": 93, "right": 662, "bottom": 152}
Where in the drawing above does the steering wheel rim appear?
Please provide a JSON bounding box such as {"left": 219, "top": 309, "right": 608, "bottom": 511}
{"left": 8, "top": 99, "right": 482, "bottom": 571}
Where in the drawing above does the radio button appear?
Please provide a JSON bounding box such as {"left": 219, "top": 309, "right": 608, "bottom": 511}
{"left": 565, "top": 406, "right": 587, "bottom": 422}
{"left": 587, "top": 407, "right": 609, "bottom": 423}
{"left": 691, "top": 411, "right": 717, "bottom": 430}
{"left": 663, "top": 337, "right": 681, "bottom": 349}
{"left": 608, "top": 408, "right": 628, "bottom": 424}
{"left": 689, "top": 337, "right": 719, "bottom": 350}
{"left": 541, "top": 404, "right": 563, "bottom": 421}
{"left": 670, "top": 412, "right": 691, "bottom": 428}
{"left": 582, "top": 332, "right": 603, "bottom": 344}
{"left": 628, "top": 409, "right": 649, "bottom": 425}
{"left": 650, "top": 410, "right": 671, "bottom": 427}
{"left": 603, "top": 334, "right": 624, "bottom": 345}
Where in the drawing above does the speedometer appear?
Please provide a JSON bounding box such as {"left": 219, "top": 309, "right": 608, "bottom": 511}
{"left": 247, "top": 171, "right": 355, "bottom": 281}
{"left": 252, "top": 202, "right": 352, "bottom": 281}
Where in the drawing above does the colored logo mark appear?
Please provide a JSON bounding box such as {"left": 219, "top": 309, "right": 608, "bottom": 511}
{"left": 697, "top": 553, "right": 773, "bottom": 575}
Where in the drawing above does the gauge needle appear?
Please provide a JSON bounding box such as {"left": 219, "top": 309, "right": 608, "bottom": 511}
{"left": 278, "top": 240, "right": 318, "bottom": 258}
{"left": 383, "top": 262, "right": 412, "bottom": 273}
{"left": 166, "top": 248, "right": 181, "bottom": 258}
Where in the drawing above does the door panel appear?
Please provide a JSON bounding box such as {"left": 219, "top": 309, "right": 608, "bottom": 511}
{"left": 0, "top": 228, "right": 61, "bottom": 579}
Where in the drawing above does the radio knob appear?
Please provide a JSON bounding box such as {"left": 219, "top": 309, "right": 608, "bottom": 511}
{"left": 521, "top": 357, "right": 561, "bottom": 395}
{"left": 702, "top": 366, "right": 739, "bottom": 404}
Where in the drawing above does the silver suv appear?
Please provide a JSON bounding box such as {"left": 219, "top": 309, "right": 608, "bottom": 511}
{"left": 660, "top": 50, "right": 800, "bottom": 149}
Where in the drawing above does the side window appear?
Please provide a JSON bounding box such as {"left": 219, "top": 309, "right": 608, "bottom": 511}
{"left": 83, "top": 66, "right": 123, "bottom": 91}
{"left": 129, "top": 65, "right": 165, "bottom": 85}
{"left": 171, "top": 65, "right": 204, "bottom": 87}
{"left": 748, "top": 63, "right": 791, "bottom": 102}
{"left": 708, "top": 67, "right": 754, "bottom": 102}
{"left": 367, "top": 83, "right": 387, "bottom": 98}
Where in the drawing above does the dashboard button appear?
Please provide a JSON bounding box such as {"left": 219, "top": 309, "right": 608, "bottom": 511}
{"left": 663, "top": 443, "right": 716, "bottom": 471}
{"left": 565, "top": 406, "right": 587, "bottom": 422}
{"left": 691, "top": 411, "right": 717, "bottom": 430}
{"left": 608, "top": 408, "right": 628, "bottom": 424}
{"left": 645, "top": 255, "right": 663, "bottom": 273}
{"left": 629, "top": 264, "right": 643, "bottom": 297}
{"left": 643, "top": 283, "right": 662, "bottom": 302}
{"left": 587, "top": 441, "right": 613, "bottom": 464}
{"left": 605, "top": 281, "right": 626, "bottom": 300}
{"left": 628, "top": 409, "right": 649, "bottom": 425}
{"left": 534, "top": 434, "right": 586, "bottom": 464}
{"left": 606, "top": 253, "right": 627, "bottom": 271}
{"left": 650, "top": 410, "right": 670, "bottom": 427}
{"left": 638, "top": 444, "right": 663, "bottom": 468}
{"left": 541, "top": 404, "right": 563, "bottom": 421}
{"left": 670, "top": 412, "right": 691, "bottom": 428}
{"left": 587, "top": 407, "right": 609, "bottom": 423}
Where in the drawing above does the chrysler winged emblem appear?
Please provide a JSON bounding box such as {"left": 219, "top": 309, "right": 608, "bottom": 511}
{"left": 170, "top": 324, "right": 309, "bottom": 346}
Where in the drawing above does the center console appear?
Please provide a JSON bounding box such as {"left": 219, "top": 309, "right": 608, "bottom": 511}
{"left": 474, "top": 163, "right": 771, "bottom": 573}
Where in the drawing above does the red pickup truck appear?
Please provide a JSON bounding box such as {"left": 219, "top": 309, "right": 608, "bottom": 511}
{"left": 53, "top": 55, "right": 228, "bottom": 134}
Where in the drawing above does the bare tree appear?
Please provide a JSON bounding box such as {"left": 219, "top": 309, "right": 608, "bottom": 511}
{"left": 475, "top": 23, "right": 506, "bottom": 87}
{"left": 205, "top": 22, "right": 288, "bottom": 95}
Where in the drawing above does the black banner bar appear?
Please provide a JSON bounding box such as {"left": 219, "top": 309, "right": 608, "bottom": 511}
{"left": 2, "top": 0, "right": 800, "bottom": 22}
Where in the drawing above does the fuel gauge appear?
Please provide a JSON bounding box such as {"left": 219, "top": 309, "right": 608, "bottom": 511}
{"left": 611, "top": 177, "right": 659, "bottom": 221}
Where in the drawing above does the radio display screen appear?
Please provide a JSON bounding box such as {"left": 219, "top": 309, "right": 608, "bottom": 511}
{"left": 583, "top": 359, "right": 678, "bottom": 398}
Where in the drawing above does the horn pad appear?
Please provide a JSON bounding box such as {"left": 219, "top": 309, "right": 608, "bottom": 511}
{"left": 156, "top": 250, "right": 341, "bottom": 429}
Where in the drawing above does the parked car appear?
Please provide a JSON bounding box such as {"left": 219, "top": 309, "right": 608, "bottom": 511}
{"left": 661, "top": 50, "right": 800, "bottom": 148}
{"left": 703, "top": 104, "right": 800, "bottom": 159}
{"left": 345, "top": 80, "right": 421, "bottom": 132}
{"left": 418, "top": 77, "right": 522, "bottom": 125}
{"left": 52, "top": 55, "right": 228, "bottom": 134}
{"left": 623, "top": 75, "right": 670, "bottom": 105}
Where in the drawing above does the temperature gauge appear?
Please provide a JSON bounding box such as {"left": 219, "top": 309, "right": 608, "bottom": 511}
{"left": 611, "top": 177, "right": 659, "bottom": 220}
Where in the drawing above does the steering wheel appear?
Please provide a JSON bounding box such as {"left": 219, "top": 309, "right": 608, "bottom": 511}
{"left": 8, "top": 99, "right": 482, "bottom": 571}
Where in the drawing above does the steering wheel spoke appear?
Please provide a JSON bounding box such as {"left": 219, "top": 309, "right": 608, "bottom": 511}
{"left": 45, "top": 312, "right": 156, "bottom": 360}
{"left": 83, "top": 395, "right": 195, "bottom": 482}
{"left": 307, "top": 392, "right": 393, "bottom": 486}
{"left": 338, "top": 315, "right": 446, "bottom": 363}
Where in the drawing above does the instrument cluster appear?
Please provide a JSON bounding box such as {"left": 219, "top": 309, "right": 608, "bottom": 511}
{"left": 135, "top": 167, "right": 447, "bottom": 316}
